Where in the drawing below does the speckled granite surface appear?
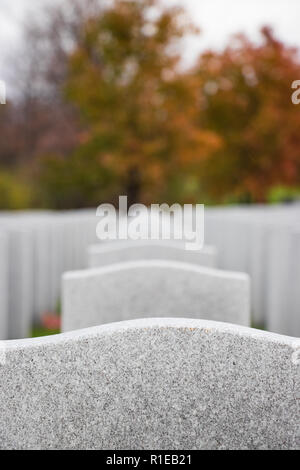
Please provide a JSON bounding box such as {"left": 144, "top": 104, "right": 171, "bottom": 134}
{"left": 62, "top": 260, "right": 250, "bottom": 332}
{"left": 0, "top": 318, "right": 298, "bottom": 450}
{"left": 0, "top": 232, "right": 8, "bottom": 340}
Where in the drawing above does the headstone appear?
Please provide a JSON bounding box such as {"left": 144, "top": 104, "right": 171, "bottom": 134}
{"left": 0, "top": 233, "right": 8, "bottom": 340}
{"left": 88, "top": 240, "right": 218, "bottom": 269}
{"left": 248, "top": 221, "right": 271, "bottom": 327}
{"left": 7, "top": 229, "right": 33, "bottom": 339}
{"left": 289, "top": 229, "right": 300, "bottom": 337}
{"left": 266, "top": 227, "right": 300, "bottom": 337}
{"left": 32, "top": 220, "right": 53, "bottom": 321}
{"left": 0, "top": 318, "right": 298, "bottom": 449}
{"left": 62, "top": 260, "right": 250, "bottom": 332}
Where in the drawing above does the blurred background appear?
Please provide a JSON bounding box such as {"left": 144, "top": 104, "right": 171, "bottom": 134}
{"left": 0, "top": 0, "right": 299, "bottom": 209}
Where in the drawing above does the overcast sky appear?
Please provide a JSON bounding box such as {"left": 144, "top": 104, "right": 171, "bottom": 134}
{"left": 0, "top": 0, "right": 299, "bottom": 87}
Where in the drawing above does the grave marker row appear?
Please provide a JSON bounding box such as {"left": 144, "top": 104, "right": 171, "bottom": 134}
{"left": 0, "top": 204, "right": 299, "bottom": 339}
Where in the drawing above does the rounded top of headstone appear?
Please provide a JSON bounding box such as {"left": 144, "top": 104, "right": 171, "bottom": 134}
{"left": 2, "top": 317, "right": 299, "bottom": 351}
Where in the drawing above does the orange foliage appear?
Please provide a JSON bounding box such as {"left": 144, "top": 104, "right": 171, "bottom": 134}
{"left": 194, "top": 27, "right": 300, "bottom": 202}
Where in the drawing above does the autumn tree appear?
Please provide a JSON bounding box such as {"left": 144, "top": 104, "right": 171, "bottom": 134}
{"left": 43, "top": 0, "right": 219, "bottom": 207}
{"left": 194, "top": 27, "right": 300, "bottom": 203}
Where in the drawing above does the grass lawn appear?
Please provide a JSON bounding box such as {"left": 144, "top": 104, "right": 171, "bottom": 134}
{"left": 31, "top": 327, "right": 60, "bottom": 337}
